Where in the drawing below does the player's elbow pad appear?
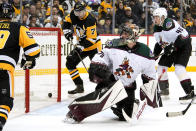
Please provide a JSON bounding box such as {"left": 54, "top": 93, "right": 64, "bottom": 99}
{"left": 89, "top": 63, "right": 112, "bottom": 84}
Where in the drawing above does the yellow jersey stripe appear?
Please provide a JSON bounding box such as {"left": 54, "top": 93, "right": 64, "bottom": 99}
{"left": 0, "top": 105, "right": 11, "bottom": 113}
{"left": 0, "top": 63, "right": 15, "bottom": 73}
{"left": 0, "top": 113, "right": 8, "bottom": 120}
{"left": 72, "top": 74, "right": 80, "bottom": 80}
{"left": 69, "top": 69, "right": 78, "bottom": 74}
{"left": 83, "top": 40, "right": 102, "bottom": 51}
{"left": 28, "top": 49, "right": 40, "bottom": 56}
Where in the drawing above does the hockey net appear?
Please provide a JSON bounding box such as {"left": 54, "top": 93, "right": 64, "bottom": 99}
{"left": 11, "top": 27, "right": 63, "bottom": 117}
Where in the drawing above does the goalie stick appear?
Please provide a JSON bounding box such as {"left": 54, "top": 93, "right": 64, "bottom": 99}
{"left": 166, "top": 97, "right": 195, "bottom": 117}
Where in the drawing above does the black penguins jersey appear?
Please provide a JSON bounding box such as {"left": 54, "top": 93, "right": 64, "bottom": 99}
{"left": 62, "top": 10, "right": 101, "bottom": 52}
{"left": 0, "top": 21, "right": 40, "bottom": 73}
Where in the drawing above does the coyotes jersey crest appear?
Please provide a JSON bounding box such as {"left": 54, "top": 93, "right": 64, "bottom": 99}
{"left": 114, "top": 57, "right": 134, "bottom": 78}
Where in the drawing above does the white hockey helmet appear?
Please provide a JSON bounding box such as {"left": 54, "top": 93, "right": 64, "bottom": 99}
{"left": 153, "top": 8, "right": 168, "bottom": 19}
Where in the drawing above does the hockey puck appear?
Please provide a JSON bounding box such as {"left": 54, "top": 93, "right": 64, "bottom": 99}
{"left": 166, "top": 112, "right": 169, "bottom": 117}
{"left": 48, "top": 93, "right": 52, "bottom": 98}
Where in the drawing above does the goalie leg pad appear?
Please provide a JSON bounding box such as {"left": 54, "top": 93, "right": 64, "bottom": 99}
{"left": 140, "top": 80, "right": 161, "bottom": 108}
{"left": 67, "top": 80, "right": 128, "bottom": 122}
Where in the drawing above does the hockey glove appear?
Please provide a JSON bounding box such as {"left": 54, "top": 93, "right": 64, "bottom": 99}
{"left": 63, "top": 29, "right": 73, "bottom": 41}
{"left": 164, "top": 43, "right": 176, "bottom": 56}
{"left": 153, "top": 43, "right": 162, "bottom": 60}
{"left": 20, "top": 54, "right": 36, "bottom": 70}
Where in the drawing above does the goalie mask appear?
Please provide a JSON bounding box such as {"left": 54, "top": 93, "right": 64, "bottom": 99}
{"left": 120, "top": 25, "right": 140, "bottom": 44}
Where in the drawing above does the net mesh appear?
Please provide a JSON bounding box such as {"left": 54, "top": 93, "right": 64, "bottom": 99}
{"left": 11, "top": 28, "right": 62, "bottom": 118}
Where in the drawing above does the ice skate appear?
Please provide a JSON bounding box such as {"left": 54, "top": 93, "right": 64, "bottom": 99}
{"left": 158, "top": 80, "right": 170, "bottom": 100}
{"left": 111, "top": 106, "right": 125, "bottom": 121}
{"left": 68, "top": 85, "right": 84, "bottom": 95}
{"left": 179, "top": 90, "right": 196, "bottom": 104}
{"left": 122, "top": 99, "right": 140, "bottom": 124}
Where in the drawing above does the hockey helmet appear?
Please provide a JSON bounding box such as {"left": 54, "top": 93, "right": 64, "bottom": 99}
{"left": 74, "top": 1, "right": 86, "bottom": 12}
{"left": 0, "top": 2, "right": 14, "bottom": 19}
{"left": 153, "top": 8, "right": 168, "bottom": 19}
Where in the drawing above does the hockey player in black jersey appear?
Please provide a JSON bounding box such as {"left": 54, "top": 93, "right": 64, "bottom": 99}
{"left": 64, "top": 25, "right": 162, "bottom": 123}
{"left": 153, "top": 7, "right": 195, "bottom": 102}
{"left": 62, "top": 1, "right": 102, "bottom": 95}
{"left": 0, "top": 2, "right": 40, "bottom": 130}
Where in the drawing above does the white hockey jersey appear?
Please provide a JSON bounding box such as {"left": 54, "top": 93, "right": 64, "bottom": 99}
{"left": 154, "top": 18, "right": 189, "bottom": 45}
{"left": 92, "top": 41, "right": 156, "bottom": 87}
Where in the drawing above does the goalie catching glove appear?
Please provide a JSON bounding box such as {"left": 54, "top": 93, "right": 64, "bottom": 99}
{"left": 20, "top": 54, "right": 36, "bottom": 70}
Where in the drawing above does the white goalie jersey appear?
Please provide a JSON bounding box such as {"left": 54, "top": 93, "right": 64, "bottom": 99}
{"left": 92, "top": 43, "right": 156, "bottom": 87}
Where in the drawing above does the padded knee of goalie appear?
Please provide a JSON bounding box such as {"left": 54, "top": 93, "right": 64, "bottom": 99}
{"left": 141, "top": 74, "right": 152, "bottom": 84}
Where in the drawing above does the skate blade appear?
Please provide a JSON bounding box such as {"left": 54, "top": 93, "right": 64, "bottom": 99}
{"left": 68, "top": 93, "right": 84, "bottom": 98}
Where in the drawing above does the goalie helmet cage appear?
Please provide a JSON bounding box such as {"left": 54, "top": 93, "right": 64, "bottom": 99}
{"left": 25, "top": 27, "right": 62, "bottom": 113}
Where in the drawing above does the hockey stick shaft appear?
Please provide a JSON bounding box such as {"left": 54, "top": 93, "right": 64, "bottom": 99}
{"left": 154, "top": 52, "right": 165, "bottom": 60}
{"left": 68, "top": 40, "right": 89, "bottom": 73}
{"left": 156, "top": 69, "right": 166, "bottom": 107}
{"left": 74, "top": 49, "right": 89, "bottom": 73}
{"left": 166, "top": 98, "right": 194, "bottom": 117}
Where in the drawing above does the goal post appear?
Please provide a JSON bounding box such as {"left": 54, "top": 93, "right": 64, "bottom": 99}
{"left": 25, "top": 27, "right": 62, "bottom": 113}
{"left": 13, "top": 27, "right": 62, "bottom": 115}
{"left": 29, "top": 27, "right": 62, "bottom": 102}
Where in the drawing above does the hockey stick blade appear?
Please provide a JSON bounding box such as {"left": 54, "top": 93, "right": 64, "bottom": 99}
{"left": 166, "top": 111, "right": 184, "bottom": 117}
{"left": 166, "top": 98, "right": 194, "bottom": 117}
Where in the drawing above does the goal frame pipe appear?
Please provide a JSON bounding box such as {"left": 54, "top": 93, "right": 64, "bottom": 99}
{"left": 25, "top": 27, "right": 62, "bottom": 113}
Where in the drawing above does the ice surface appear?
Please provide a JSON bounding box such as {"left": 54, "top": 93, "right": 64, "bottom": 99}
{"left": 4, "top": 72, "right": 196, "bottom": 131}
